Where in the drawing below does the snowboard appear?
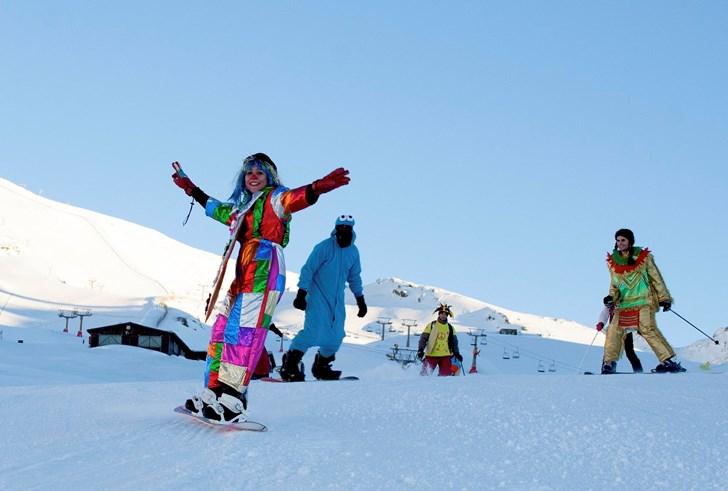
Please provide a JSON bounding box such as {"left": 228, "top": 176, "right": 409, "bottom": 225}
{"left": 174, "top": 406, "right": 267, "bottom": 432}
{"left": 583, "top": 371, "right": 683, "bottom": 375}
{"left": 258, "top": 375, "right": 359, "bottom": 383}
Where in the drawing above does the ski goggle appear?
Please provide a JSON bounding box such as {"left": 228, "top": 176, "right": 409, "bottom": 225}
{"left": 241, "top": 158, "right": 280, "bottom": 187}
{"left": 243, "top": 153, "right": 277, "bottom": 171}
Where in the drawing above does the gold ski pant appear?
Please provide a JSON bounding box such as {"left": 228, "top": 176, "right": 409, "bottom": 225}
{"left": 604, "top": 307, "right": 675, "bottom": 363}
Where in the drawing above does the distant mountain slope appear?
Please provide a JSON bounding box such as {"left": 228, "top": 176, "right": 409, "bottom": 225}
{"left": 1, "top": 177, "right": 725, "bottom": 364}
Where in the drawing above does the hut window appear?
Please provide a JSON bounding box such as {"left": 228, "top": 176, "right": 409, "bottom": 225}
{"left": 98, "top": 334, "right": 122, "bottom": 346}
{"left": 138, "top": 335, "right": 162, "bottom": 349}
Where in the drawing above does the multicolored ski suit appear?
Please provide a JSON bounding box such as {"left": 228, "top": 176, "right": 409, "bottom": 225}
{"left": 203, "top": 185, "right": 315, "bottom": 391}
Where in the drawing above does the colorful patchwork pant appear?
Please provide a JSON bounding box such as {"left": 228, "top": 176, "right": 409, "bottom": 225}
{"left": 204, "top": 240, "right": 286, "bottom": 392}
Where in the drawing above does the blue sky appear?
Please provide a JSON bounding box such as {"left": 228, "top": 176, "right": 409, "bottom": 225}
{"left": 2, "top": 1, "right": 726, "bottom": 347}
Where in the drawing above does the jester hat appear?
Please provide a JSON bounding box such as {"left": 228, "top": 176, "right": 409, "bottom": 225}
{"left": 434, "top": 303, "right": 454, "bottom": 318}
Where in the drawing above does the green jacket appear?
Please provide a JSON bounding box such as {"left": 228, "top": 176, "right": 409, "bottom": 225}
{"left": 607, "top": 247, "right": 672, "bottom": 311}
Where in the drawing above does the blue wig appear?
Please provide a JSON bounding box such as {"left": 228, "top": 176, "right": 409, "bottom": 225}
{"left": 228, "top": 154, "right": 282, "bottom": 205}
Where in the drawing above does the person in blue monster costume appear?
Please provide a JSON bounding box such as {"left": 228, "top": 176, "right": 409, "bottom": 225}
{"left": 280, "top": 214, "right": 367, "bottom": 381}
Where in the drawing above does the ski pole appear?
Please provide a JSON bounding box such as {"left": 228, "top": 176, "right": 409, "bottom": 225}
{"left": 575, "top": 330, "right": 600, "bottom": 374}
{"left": 670, "top": 309, "right": 719, "bottom": 345}
{"left": 454, "top": 357, "right": 466, "bottom": 376}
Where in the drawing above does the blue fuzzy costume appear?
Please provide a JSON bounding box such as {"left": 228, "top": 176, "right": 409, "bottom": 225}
{"left": 290, "top": 216, "right": 363, "bottom": 357}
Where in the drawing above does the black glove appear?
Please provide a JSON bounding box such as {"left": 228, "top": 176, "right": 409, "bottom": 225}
{"left": 356, "top": 295, "right": 367, "bottom": 318}
{"left": 268, "top": 323, "right": 283, "bottom": 338}
{"left": 454, "top": 353, "right": 463, "bottom": 363}
{"left": 659, "top": 301, "right": 671, "bottom": 312}
{"left": 603, "top": 295, "right": 614, "bottom": 307}
{"left": 417, "top": 350, "right": 424, "bottom": 360}
{"left": 293, "top": 289, "right": 307, "bottom": 311}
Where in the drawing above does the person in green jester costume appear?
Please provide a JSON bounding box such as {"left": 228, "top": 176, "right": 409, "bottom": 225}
{"left": 601, "top": 228, "right": 685, "bottom": 374}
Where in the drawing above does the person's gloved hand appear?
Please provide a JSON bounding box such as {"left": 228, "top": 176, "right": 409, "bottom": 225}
{"left": 172, "top": 163, "right": 196, "bottom": 196}
{"left": 417, "top": 350, "right": 424, "bottom": 361}
{"left": 356, "top": 295, "right": 367, "bottom": 318}
{"left": 454, "top": 353, "right": 463, "bottom": 363}
{"left": 312, "top": 168, "right": 350, "bottom": 195}
{"left": 596, "top": 322, "right": 604, "bottom": 332}
{"left": 659, "top": 301, "right": 671, "bottom": 312}
{"left": 293, "top": 289, "right": 307, "bottom": 311}
{"left": 268, "top": 323, "right": 283, "bottom": 338}
{"left": 603, "top": 295, "right": 614, "bottom": 307}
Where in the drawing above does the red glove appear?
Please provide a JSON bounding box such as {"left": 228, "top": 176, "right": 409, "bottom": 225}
{"left": 312, "top": 168, "right": 350, "bottom": 195}
{"left": 596, "top": 322, "right": 604, "bottom": 332}
{"left": 172, "top": 170, "right": 196, "bottom": 196}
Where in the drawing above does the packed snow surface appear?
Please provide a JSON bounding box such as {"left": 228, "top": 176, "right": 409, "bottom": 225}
{"left": 1, "top": 328, "right": 726, "bottom": 490}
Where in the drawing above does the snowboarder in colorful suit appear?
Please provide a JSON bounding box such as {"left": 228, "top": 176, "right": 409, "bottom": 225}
{"left": 172, "top": 153, "right": 350, "bottom": 421}
{"left": 601, "top": 228, "right": 685, "bottom": 374}
{"left": 417, "top": 304, "right": 462, "bottom": 376}
{"left": 280, "top": 214, "right": 367, "bottom": 381}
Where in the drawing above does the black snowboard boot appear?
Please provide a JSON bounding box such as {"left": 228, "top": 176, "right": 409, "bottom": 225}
{"left": 280, "top": 349, "right": 306, "bottom": 382}
{"left": 653, "top": 357, "right": 686, "bottom": 373}
{"left": 202, "top": 385, "right": 248, "bottom": 423}
{"left": 601, "top": 361, "right": 617, "bottom": 375}
{"left": 184, "top": 388, "right": 217, "bottom": 415}
{"left": 311, "top": 352, "right": 342, "bottom": 380}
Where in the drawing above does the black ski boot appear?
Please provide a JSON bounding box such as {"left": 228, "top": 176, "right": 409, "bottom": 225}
{"left": 653, "top": 358, "right": 686, "bottom": 373}
{"left": 601, "top": 361, "right": 617, "bottom": 375}
{"left": 631, "top": 360, "right": 644, "bottom": 373}
{"left": 312, "top": 352, "right": 342, "bottom": 380}
{"left": 280, "top": 349, "right": 306, "bottom": 382}
{"left": 202, "top": 385, "right": 248, "bottom": 423}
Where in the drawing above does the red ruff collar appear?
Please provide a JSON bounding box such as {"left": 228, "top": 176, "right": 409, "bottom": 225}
{"left": 606, "top": 248, "right": 650, "bottom": 274}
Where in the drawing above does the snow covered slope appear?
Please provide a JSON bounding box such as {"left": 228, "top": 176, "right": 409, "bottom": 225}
{"left": 1, "top": 176, "right": 725, "bottom": 364}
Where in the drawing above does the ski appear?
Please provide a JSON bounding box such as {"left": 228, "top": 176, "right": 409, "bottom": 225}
{"left": 173, "top": 406, "right": 267, "bottom": 432}
{"left": 258, "top": 375, "right": 359, "bottom": 383}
